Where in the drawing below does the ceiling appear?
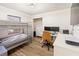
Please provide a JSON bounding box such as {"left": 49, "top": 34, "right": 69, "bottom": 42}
{"left": 0, "top": 3, "right": 71, "bottom": 15}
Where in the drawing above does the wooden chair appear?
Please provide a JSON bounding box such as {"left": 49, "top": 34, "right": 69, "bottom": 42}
{"left": 42, "top": 31, "right": 53, "bottom": 50}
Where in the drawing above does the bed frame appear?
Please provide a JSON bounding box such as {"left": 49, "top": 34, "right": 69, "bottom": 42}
{"left": 0, "top": 20, "right": 32, "bottom": 51}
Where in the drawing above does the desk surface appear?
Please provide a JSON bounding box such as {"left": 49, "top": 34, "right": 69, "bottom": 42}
{"left": 53, "top": 33, "right": 79, "bottom": 52}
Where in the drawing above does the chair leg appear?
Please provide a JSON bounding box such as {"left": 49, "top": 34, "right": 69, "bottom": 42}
{"left": 41, "top": 43, "right": 45, "bottom": 48}
{"left": 41, "top": 42, "right": 53, "bottom": 51}
{"left": 42, "top": 45, "right": 44, "bottom": 47}
{"left": 48, "top": 45, "right": 50, "bottom": 51}
{"left": 47, "top": 43, "right": 50, "bottom": 51}
{"left": 51, "top": 45, "right": 54, "bottom": 48}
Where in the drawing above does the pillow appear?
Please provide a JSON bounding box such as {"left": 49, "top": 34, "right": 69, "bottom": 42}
{"left": 8, "top": 28, "right": 21, "bottom": 35}
{"left": 8, "top": 29, "right": 14, "bottom": 34}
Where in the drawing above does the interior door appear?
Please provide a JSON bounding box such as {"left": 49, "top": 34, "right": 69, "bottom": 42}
{"left": 34, "top": 18, "right": 43, "bottom": 36}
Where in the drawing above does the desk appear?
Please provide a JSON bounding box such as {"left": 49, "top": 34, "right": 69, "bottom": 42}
{"left": 51, "top": 32, "right": 58, "bottom": 43}
{"left": 54, "top": 33, "right": 79, "bottom": 56}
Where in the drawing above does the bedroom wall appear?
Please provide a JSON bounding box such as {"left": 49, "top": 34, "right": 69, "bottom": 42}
{"left": 0, "top": 5, "right": 33, "bottom": 37}
{"left": 0, "top": 5, "right": 32, "bottom": 23}
{"left": 33, "top": 9, "right": 72, "bottom": 36}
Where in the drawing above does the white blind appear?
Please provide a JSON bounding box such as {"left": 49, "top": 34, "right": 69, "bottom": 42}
{"left": 7, "top": 15, "right": 21, "bottom": 22}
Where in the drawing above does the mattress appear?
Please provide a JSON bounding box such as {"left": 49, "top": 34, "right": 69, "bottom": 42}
{"left": 66, "top": 36, "right": 79, "bottom": 46}
{"left": 1, "top": 34, "right": 27, "bottom": 48}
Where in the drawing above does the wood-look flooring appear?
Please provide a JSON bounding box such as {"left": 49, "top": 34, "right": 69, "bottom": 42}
{"left": 8, "top": 37, "right": 53, "bottom": 56}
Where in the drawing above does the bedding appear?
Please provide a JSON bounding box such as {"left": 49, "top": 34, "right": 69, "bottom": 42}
{"left": 1, "top": 34, "right": 27, "bottom": 48}
{"left": 0, "top": 27, "right": 23, "bottom": 39}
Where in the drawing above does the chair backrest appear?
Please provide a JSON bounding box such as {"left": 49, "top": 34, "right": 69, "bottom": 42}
{"left": 42, "top": 31, "right": 51, "bottom": 43}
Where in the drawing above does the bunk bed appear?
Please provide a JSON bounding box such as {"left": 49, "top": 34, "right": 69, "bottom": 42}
{"left": 0, "top": 20, "right": 32, "bottom": 51}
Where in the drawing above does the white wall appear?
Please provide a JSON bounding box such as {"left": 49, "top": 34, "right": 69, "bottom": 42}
{"left": 0, "top": 5, "right": 32, "bottom": 23}
{"left": 0, "top": 5, "right": 33, "bottom": 37}
{"left": 33, "top": 9, "right": 72, "bottom": 36}
{"left": 0, "top": 5, "right": 72, "bottom": 36}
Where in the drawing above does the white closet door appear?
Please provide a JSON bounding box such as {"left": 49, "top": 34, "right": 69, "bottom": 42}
{"left": 35, "top": 19, "right": 43, "bottom": 36}
{"left": 36, "top": 23, "right": 43, "bottom": 36}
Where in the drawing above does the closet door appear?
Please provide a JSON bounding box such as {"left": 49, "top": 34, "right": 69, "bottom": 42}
{"left": 34, "top": 18, "right": 43, "bottom": 37}
{"left": 71, "top": 3, "right": 79, "bottom": 25}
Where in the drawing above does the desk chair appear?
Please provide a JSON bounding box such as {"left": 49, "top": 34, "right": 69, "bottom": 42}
{"left": 42, "top": 31, "right": 53, "bottom": 50}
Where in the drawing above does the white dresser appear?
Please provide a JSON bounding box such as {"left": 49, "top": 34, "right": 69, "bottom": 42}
{"left": 54, "top": 33, "right": 79, "bottom": 56}
{"left": 0, "top": 46, "right": 7, "bottom": 56}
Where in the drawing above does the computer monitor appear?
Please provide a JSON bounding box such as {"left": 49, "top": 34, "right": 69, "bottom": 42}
{"left": 44, "top": 27, "right": 50, "bottom": 31}
{"left": 44, "top": 27, "right": 59, "bottom": 32}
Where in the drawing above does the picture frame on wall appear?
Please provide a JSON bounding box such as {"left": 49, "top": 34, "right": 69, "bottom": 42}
{"left": 7, "top": 15, "right": 21, "bottom": 22}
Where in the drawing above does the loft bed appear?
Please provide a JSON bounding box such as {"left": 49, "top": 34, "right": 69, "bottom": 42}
{"left": 0, "top": 20, "right": 32, "bottom": 51}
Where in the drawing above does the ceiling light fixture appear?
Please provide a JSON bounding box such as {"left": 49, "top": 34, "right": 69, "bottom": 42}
{"left": 25, "top": 3, "right": 37, "bottom": 8}
{"left": 25, "top": 3, "right": 36, "bottom": 6}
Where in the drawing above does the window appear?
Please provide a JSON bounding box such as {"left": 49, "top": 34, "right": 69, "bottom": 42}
{"left": 7, "top": 15, "right": 21, "bottom": 22}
